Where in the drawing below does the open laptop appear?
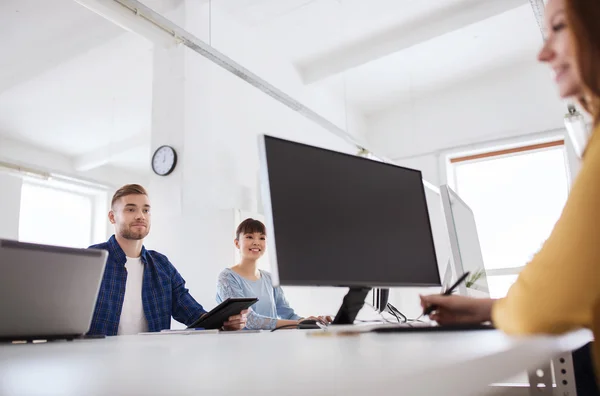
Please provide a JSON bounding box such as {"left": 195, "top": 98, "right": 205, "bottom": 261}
{"left": 0, "top": 239, "right": 108, "bottom": 340}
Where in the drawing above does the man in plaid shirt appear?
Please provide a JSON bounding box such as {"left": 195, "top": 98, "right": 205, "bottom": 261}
{"left": 87, "top": 184, "right": 248, "bottom": 336}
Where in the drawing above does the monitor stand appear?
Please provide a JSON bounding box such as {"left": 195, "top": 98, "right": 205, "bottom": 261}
{"left": 332, "top": 287, "right": 371, "bottom": 325}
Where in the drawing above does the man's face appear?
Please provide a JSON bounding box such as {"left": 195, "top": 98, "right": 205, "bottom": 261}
{"left": 109, "top": 194, "right": 151, "bottom": 240}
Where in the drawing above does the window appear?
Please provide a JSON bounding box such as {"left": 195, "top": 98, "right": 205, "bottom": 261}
{"left": 449, "top": 140, "right": 570, "bottom": 298}
{"left": 19, "top": 180, "right": 107, "bottom": 248}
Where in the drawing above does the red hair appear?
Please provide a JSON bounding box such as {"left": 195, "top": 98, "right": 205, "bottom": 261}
{"left": 566, "top": 0, "right": 600, "bottom": 125}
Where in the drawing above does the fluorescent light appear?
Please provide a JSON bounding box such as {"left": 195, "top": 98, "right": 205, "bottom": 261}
{"left": 0, "top": 161, "right": 50, "bottom": 180}
{"left": 72, "top": 0, "right": 180, "bottom": 48}
{"left": 564, "top": 105, "right": 591, "bottom": 158}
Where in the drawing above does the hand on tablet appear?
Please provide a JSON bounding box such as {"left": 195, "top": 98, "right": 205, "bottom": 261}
{"left": 222, "top": 309, "right": 249, "bottom": 331}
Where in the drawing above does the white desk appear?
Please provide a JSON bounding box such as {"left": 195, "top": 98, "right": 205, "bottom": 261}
{"left": 0, "top": 329, "right": 591, "bottom": 396}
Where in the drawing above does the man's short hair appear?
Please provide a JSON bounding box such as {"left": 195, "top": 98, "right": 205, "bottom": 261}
{"left": 111, "top": 184, "right": 148, "bottom": 208}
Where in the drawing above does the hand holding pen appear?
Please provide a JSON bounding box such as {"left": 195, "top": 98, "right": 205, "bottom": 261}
{"left": 422, "top": 271, "right": 470, "bottom": 316}
{"left": 419, "top": 272, "right": 495, "bottom": 326}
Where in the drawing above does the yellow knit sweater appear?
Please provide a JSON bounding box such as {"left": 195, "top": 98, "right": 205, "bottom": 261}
{"left": 493, "top": 125, "right": 600, "bottom": 369}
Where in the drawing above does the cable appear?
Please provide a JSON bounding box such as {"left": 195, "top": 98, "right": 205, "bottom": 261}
{"left": 385, "top": 304, "right": 403, "bottom": 322}
{"left": 385, "top": 303, "right": 426, "bottom": 323}
{"left": 365, "top": 302, "right": 397, "bottom": 324}
{"left": 387, "top": 308, "right": 402, "bottom": 323}
{"left": 367, "top": 302, "right": 427, "bottom": 325}
{"left": 411, "top": 313, "right": 425, "bottom": 322}
{"left": 386, "top": 303, "right": 408, "bottom": 323}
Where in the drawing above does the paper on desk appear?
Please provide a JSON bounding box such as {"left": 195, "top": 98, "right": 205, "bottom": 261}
{"left": 138, "top": 329, "right": 219, "bottom": 335}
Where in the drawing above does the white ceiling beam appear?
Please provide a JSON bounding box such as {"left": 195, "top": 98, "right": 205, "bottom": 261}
{"left": 69, "top": 0, "right": 439, "bottom": 190}
{"left": 0, "top": 1, "right": 181, "bottom": 95}
{"left": 298, "top": 0, "right": 529, "bottom": 84}
{"left": 0, "top": 24, "right": 121, "bottom": 95}
{"left": 71, "top": 0, "right": 370, "bottom": 152}
{"left": 73, "top": 0, "right": 180, "bottom": 47}
{"left": 73, "top": 133, "right": 148, "bottom": 171}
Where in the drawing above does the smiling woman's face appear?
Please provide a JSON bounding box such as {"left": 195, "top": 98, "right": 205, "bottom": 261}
{"left": 537, "top": 0, "right": 583, "bottom": 99}
{"left": 236, "top": 232, "right": 266, "bottom": 261}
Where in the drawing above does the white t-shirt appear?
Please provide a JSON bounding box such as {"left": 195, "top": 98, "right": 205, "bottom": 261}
{"left": 117, "top": 257, "right": 149, "bottom": 335}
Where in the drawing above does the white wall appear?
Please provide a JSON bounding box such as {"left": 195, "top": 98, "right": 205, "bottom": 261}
{"left": 396, "top": 154, "right": 442, "bottom": 186}
{"left": 0, "top": 173, "right": 22, "bottom": 240}
{"left": 201, "top": 6, "right": 368, "bottom": 145}
{"left": 146, "top": 1, "right": 365, "bottom": 324}
{"left": 366, "top": 59, "right": 567, "bottom": 187}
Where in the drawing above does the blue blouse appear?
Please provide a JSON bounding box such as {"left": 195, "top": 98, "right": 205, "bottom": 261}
{"left": 216, "top": 268, "right": 301, "bottom": 330}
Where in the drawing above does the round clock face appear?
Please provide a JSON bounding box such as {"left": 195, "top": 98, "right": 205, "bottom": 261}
{"left": 151, "top": 145, "right": 177, "bottom": 176}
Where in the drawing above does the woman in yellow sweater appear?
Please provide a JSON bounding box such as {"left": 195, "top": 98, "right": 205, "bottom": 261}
{"left": 420, "top": 0, "right": 600, "bottom": 360}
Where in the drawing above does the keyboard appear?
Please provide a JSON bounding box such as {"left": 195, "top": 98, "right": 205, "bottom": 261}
{"left": 371, "top": 323, "right": 495, "bottom": 333}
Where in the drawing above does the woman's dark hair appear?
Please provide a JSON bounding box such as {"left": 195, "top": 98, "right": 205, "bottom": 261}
{"left": 235, "top": 218, "right": 266, "bottom": 240}
{"left": 566, "top": 0, "right": 600, "bottom": 125}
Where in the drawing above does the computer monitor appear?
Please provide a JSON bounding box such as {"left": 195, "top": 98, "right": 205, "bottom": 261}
{"left": 258, "top": 135, "right": 441, "bottom": 323}
{"left": 440, "top": 185, "right": 490, "bottom": 297}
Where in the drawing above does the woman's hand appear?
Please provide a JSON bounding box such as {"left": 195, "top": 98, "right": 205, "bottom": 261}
{"left": 222, "top": 309, "right": 249, "bottom": 331}
{"left": 298, "top": 316, "right": 332, "bottom": 325}
{"left": 419, "top": 295, "right": 495, "bottom": 325}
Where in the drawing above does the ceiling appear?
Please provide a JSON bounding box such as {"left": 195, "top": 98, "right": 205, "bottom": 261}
{"left": 342, "top": 4, "right": 543, "bottom": 115}
{"left": 221, "top": 0, "right": 466, "bottom": 60}
{"left": 0, "top": 0, "right": 177, "bottom": 173}
{"left": 0, "top": 0, "right": 123, "bottom": 94}
{"left": 222, "top": 0, "right": 542, "bottom": 115}
{"left": 0, "top": 0, "right": 545, "bottom": 174}
{"left": 0, "top": 32, "right": 153, "bottom": 157}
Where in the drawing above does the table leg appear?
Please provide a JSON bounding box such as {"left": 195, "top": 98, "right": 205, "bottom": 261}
{"left": 528, "top": 362, "right": 553, "bottom": 395}
{"left": 527, "top": 353, "right": 578, "bottom": 396}
{"left": 552, "top": 352, "right": 578, "bottom": 396}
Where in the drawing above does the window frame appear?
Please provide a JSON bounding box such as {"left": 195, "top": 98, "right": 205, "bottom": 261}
{"left": 440, "top": 134, "right": 572, "bottom": 295}
{"left": 19, "top": 176, "right": 109, "bottom": 247}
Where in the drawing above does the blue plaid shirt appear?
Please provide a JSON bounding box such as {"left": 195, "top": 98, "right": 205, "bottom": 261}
{"left": 87, "top": 235, "right": 207, "bottom": 336}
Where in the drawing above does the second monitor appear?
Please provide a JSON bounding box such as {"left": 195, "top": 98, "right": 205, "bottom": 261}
{"left": 258, "top": 135, "right": 441, "bottom": 317}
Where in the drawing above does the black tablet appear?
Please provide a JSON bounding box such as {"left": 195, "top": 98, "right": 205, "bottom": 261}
{"left": 187, "top": 298, "right": 258, "bottom": 330}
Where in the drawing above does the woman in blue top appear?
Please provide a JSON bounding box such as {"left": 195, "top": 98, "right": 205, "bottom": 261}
{"left": 216, "top": 218, "right": 331, "bottom": 330}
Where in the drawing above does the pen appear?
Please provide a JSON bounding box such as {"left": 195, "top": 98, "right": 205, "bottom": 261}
{"left": 423, "top": 271, "right": 470, "bottom": 316}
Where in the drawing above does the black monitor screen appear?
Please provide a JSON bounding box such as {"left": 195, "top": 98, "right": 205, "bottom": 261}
{"left": 260, "top": 135, "right": 441, "bottom": 288}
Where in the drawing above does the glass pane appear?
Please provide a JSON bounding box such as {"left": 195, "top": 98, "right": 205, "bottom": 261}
{"left": 487, "top": 274, "right": 519, "bottom": 299}
{"left": 19, "top": 183, "right": 93, "bottom": 248}
{"left": 455, "top": 148, "right": 569, "bottom": 270}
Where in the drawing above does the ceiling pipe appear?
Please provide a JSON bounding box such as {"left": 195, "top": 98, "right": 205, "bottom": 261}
{"left": 529, "top": 0, "right": 547, "bottom": 39}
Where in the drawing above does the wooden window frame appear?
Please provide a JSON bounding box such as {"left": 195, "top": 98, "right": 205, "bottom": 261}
{"left": 450, "top": 140, "right": 565, "bottom": 164}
